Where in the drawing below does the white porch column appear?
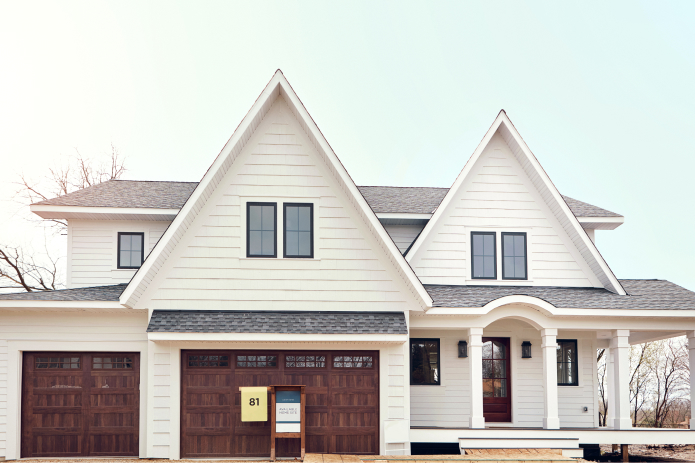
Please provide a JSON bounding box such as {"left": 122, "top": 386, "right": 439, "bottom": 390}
{"left": 611, "top": 330, "right": 632, "bottom": 429}
{"left": 541, "top": 329, "right": 560, "bottom": 429}
{"left": 468, "top": 327, "right": 485, "bottom": 429}
{"left": 688, "top": 331, "right": 695, "bottom": 430}
{"left": 606, "top": 347, "right": 615, "bottom": 427}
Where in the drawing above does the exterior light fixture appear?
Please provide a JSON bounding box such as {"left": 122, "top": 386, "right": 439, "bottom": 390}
{"left": 458, "top": 340, "right": 468, "bottom": 358}
{"left": 522, "top": 341, "right": 532, "bottom": 359}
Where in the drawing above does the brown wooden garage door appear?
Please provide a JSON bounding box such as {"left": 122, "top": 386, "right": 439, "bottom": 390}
{"left": 21, "top": 352, "right": 140, "bottom": 457}
{"left": 181, "top": 350, "right": 379, "bottom": 458}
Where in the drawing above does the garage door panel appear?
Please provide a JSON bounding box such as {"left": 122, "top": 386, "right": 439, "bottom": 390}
{"left": 22, "top": 352, "right": 139, "bottom": 458}
{"left": 334, "top": 434, "right": 375, "bottom": 454}
{"left": 181, "top": 350, "right": 378, "bottom": 458}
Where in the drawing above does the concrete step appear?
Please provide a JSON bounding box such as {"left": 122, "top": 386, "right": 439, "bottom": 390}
{"left": 459, "top": 437, "right": 582, "bottom": 458}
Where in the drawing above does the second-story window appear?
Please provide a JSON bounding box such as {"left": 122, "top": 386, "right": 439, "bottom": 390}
{"left": 502, "top": 232, "right": 527, "bottom": 280}
{"left": 118, "top": 232, "right": 144, "bottom": 269}
{"left": 247, "top": 202, "right": 277, "bottom": 258}
{"left": 284, "top": 203, "right": 313, "bottom": 258}
{"left": 471, "top": 232, "right": 496, "bottom": 279}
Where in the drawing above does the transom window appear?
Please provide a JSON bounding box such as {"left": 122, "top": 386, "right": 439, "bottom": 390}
{"left": 188, "top": 355, "right": 229, "bottom": 368}
{"left": 333, "top": 355, "right": 373, "bottom": 368}
{"left": 557, "top": 340, "right": 578, "bottom": 386}
{"left": 118, "top": 232, "right": 144, "bottom": 269}
{"left": 93, "top": 356, "right": 133, "bottom": 369}
{"left": 410, "top": 339, "right": 440, "bottom": 385}
{"left": 471, "top": 232, "right": 496, "bottom": 279}
{"left": 247, "top": 203, "right": 277, "bottom": 257}
{"left": 237, "top": 355, "right": 277, "bottom": 368}
{"left": 286, "top": 355, "right": 325, "bottom": 368}
{"left": 283, "top": 203, "right": 313, "bottom": 258}
{"left": 35, "top": 357, "right": 81, "bottom": 369}
{"left": 502, "top": 232, "right": 527, "bottom": 280}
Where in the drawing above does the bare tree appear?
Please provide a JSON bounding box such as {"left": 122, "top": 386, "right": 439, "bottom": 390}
{"left": 629, "top": 342, "right": 656, "bottom": 426}
{"left": 0, "top": 146, "right": 126, "bottom": 292}
{"left": 597, "top": 348, "right": 609, "bottom": 426}
{"left": 652, "top": 338, "right": 690, "bottom": 428}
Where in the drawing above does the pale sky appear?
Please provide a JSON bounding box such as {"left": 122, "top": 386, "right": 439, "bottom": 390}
{"left": 1, "top": 1, "right": 694, "bottom": 291}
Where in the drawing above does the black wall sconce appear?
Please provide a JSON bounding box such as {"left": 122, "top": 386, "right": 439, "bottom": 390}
{"left": 458, "top": 340, "right": 468, "bottom": 358}
{"left": 522, "top": 341, "right": 532, "bottom": 358}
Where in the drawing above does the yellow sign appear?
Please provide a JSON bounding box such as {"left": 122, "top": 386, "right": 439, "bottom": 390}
{"left": 240, "top": 386, "right": 268, "bottom": 422}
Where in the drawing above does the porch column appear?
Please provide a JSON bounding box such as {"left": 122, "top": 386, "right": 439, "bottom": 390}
{"left": 611, "top": 330, "right": 632, "bottom": 429}
{"left": 606, "top": 347, "right": 615, "bottom": 427}
{"left": 688, "top": 331, "right": 695, "bottom": 430}
{"left": 468, "top": 327, "right": 485, "bottom": 429}
{"left": 541, "top": 329, "right": 560, "bottom": 429}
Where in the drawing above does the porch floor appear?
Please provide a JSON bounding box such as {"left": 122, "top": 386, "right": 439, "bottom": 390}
{"left": 306, "top": 453, "right": 577, "bottom": 463}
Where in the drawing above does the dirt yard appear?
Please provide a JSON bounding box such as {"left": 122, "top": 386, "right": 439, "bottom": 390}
{"left": 593, "top": 444, "right": 695, "bottom": 462}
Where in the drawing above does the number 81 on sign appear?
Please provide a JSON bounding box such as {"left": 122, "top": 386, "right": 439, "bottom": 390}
{"left": 240, "top": 387, "right": 268, "bottom": 422}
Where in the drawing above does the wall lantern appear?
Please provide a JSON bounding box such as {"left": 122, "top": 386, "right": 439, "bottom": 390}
{"left": 458, "top": 340, "right": 468, "bottom": 358}
{"left": 522, "top": 341, "right": 532, "bottom": 359}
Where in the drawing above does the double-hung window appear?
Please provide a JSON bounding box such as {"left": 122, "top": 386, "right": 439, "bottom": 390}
{"left": 247, "top": 203, "right": 277, "bottom": 257}
{"left": 556, "top": 339, "right": 578, "bottom": 386}
{"left": 118, "top": 232, "right": 144, "bottom": 269}
{"left": 283, "top": 203, "right": 313, "bottom": 258}
{"left": 471, "top": 232, "right": 496, "bottom": 279}
{"left": 502, "top": 232, "right": 527, "bottom": 280}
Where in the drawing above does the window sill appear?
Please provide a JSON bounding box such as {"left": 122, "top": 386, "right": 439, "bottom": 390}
{"left": 465, "top": 279, "right": 534, "bottom": 284}
{"left": 242, "top": 257, "right": 321, "bottom": 261}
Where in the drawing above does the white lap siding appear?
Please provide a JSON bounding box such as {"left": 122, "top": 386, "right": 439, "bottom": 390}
{"left": 382, "top": 224, "right": 426, "bottom": 254}
{"left": 67, "top": 220, "right": 169, "bottom": 288}
{"left": 410, "top": 322, "right": 597, "bottom": 429}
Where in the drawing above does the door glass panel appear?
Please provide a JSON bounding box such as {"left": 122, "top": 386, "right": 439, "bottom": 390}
{"left": 482, "top": 360, "right": 493, "bottom": 378}
{"left": 493, "top": 341, "right": 506, "bottom": 359}
{"left": 483, "top": 379, "right": 494, "bottom": 397}
{"left": 495, "top": 379, "right": 507, "bottom": 398}
{"left": 482, "top": 341, "right": 492, "bottom": 359}
{"left": 493, "top": 359, "right": 506, "bottom": 378}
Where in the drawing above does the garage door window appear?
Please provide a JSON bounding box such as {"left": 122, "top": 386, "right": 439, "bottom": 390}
{"left": 333, "top": 355, "right": 373, "bottom": 368}
{"left": 35, "top": 356, "right": 80, "bottom": 369}
{"left": 188, "top": 354, "right": 229, "bottom": 367}
{"left": 93, "top": 356, "right": 134, "bottom": 369}
{"left": 237, "top": 355, "right": 277, "bottom": 367}
{"left": 286, "top": 355, "right": 326, "bottom": 368}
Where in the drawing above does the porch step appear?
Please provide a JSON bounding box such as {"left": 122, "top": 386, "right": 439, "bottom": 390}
{"left": 459, "top": 437, "right": 582, "bottom": 459}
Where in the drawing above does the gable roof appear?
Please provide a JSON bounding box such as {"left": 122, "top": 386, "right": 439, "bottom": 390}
{"left": 118, "top": 70, "right": 433, "bottom": 310}
{"left": 406, "top": 110, "right": 626, "bottom": 295}
{"left": 425, "top": 280, "right": 695, "bottom": 310}
{"left": 31, "top": 180, "right": 621, "bottom": 219}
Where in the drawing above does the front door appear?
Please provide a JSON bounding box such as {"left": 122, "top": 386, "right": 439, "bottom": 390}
{"left": 482, "top": 337, "right": 511, "bottom": 422}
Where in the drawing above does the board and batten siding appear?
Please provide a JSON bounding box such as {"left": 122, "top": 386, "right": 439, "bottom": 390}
{"left": 67, "top": 220, "right": 169, "bottom": 289}
{"left": 0, "top": 311, "right": 149, "bottom": 459}
{"left": 382, "top": 224, "right": 425, "bottom": 254}
{"left": 136, "top": 96, "right": 422, "bottom": 313}
{"left": 408, "top": 132, "right": 602, "bottom": 287}
{"left": 410, "top": 321, "right": 596, "bottom": 428}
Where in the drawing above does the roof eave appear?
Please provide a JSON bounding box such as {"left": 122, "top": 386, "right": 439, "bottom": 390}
{"left": 30, "top": 204, "right": 180, "bottom": 221}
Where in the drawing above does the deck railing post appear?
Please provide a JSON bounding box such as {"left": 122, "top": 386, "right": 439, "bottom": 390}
{"left": 610, "top": 330, "right": 632, "bottom": 430}
{"left": 468, "top": 327, "right": 485, "bottom": 429}
{"left": 541, "top": 329, "right": 560, "bottom": 429}
{"left": 688, "top": 331, "right": 695, "bottom": 430}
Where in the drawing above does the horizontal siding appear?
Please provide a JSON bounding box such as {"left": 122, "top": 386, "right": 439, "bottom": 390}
{"left": 68, "top": 221, "right": 169, "bottom": 288}
{"left": 409, "top": 132, "right": 600, "bottom": 288}
{"left": 382, "top": 224, "right": 425, "bottom": 254}
{"left": 142, "top": 98, "right": 418, "bottom": 313}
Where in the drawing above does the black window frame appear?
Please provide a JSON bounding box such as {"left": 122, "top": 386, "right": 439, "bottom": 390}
{"left": 283, "top": 202, "right": 314, "bottom": 258}
{"left": 471, "top": 231, "right": 497, "bottom": 280}
{"left": 410, "top": 338, "right": 441, "bottom": 386}
{"left": 246, "top": 202, "right": 277, "bottom": 258}
{"left": 556, "top": 339, "right": 579, "bottom": 386}
{"left": 501, "top": 232, "right": 528, "bottom": 280}
{"left": 117, "top": 232, "right": 145, "bottom": 269}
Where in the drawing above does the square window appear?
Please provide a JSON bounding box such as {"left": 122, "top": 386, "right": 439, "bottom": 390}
{"left": 118, "top": 233, "right": 144, "bottom": 269}
{"left": 471, "top": 232, "right": 496, "bottom": 279}
{"left": 410, "top": 339, "right": 440, "bottom": 385}
{"left": 247, "top": 203, "right": 277, "bottom": 257}
{"left": 502, "top": 232, "right": 527, "bottom": 280}
{"left": 284, "top": 203, "right": 313, "bottom": 258}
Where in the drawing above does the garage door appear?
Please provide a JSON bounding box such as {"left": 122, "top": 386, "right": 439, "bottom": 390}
{"left": 21, "top": 352, "right": 140, "bottom": 457}
{"left": 181, "top": 350, "right": 379, "bottom": 458}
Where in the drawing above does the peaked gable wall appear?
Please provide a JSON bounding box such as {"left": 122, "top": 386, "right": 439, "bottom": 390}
{"left": 135, "top": 96, "right": 424, "bottom": 312}
{"left": 408, "top": 132, "right": 602, "bottom": 287}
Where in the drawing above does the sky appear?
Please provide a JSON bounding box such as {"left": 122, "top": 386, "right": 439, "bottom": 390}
{"left": 1, "top": 1, "right": 694, "bottom": 291}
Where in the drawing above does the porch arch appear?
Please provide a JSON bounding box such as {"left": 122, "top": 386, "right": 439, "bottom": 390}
{"left": 477, "top": 296, "right": 556, "bottom": 330}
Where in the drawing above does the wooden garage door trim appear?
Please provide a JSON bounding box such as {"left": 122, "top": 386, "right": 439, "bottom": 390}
{"left": 181, "top": 349, "right": 379, "bottom": 458}
{"left": 21, "top": 352, "right": 140, "bottom": 458}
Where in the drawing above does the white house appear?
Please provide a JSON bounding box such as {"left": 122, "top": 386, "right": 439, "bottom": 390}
{"left": 1, "top": 70, "right": 694, "bottom": 459}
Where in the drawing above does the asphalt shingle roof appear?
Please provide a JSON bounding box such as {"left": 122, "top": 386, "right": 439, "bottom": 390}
{"left": 34, "top": 180, "right": 620, "bottom": 218}
{"left": 147, "top": 310, "right": 408, "bottom": 334}
{"left": 0, "top": 284, "right": 126, "bottom": 301}
{"left": 425, "top": 280, "right": 695, "bottom": 310}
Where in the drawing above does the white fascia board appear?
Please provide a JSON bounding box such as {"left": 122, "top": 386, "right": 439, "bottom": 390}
{"left": 147, "top": 332, "right": 408, "bottom": 343}
{"left": 577, "top": 216, "right": 625, "bottom": 230}
{"left": 31, "top": 204, "right": 179, "bottom": 221}
{"left": 0, "top": 300, "right": 128, "bottom": 309}
{"left": 121, "top": 70, "right": 432, "bottom": 310}
{"left": 375, "top": 213, "right": 432, "bottom": 220}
